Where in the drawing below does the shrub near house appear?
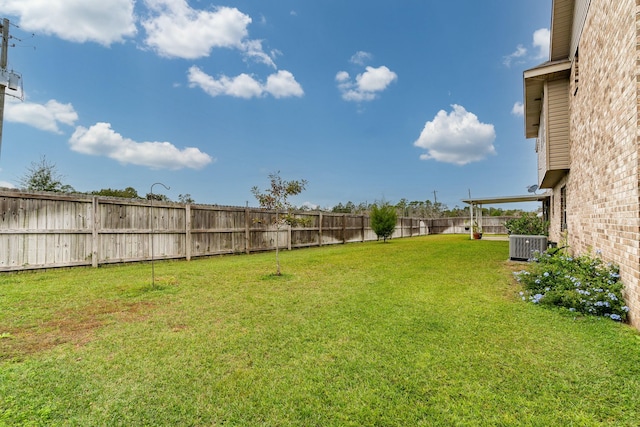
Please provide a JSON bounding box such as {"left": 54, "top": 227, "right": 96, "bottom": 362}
{"left": 514, "top": 250, "right": 629, "bottom": 322}
{"left": 504, "top": 212, "right": 549, "bottom": 236}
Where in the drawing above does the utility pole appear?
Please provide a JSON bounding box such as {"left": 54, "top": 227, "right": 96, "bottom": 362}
{"left": 0, "top": 17, "right": 21, "bottom": 160}
{"left": 0, "top": 18, "right": 9, "bottom": 159}
{"left": 433, "top": 190, "right": 438, "bottom": 204}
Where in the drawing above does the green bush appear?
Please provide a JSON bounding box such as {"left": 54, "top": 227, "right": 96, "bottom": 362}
{"left": 504, "top": 212, "right": 549, "bottom": 236}
{"left": 514, "top": 249, "right": 629, "bottom": 322}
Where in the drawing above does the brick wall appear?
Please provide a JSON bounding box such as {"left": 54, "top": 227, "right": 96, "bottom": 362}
{"left": 561, "top": 0, "right": 640, "bottom": 327}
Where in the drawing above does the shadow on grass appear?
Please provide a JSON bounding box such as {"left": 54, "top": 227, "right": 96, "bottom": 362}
{"left": 129, "top": 276, "right": 180, "bottom": 295}
{"left": 260, "top": 273, "right": 294, "bottom": 281}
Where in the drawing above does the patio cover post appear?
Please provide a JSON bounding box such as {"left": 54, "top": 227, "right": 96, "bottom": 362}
{"left": 469, "top": 202, "right": 474, "bottom": 239}
{"left": 469, "top": 203, "right": 482, "bottom": 238}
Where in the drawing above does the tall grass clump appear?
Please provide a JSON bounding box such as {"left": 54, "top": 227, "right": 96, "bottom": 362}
{"left": 514, "top": 249, "right": 629, "bottom": 321}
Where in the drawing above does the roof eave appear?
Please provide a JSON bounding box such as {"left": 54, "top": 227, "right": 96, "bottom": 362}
{"left": 462, "top": 193, "right": 551, "bottom": 206}
{"left": 550, "top": 0, "right": 575, "bottom": 61}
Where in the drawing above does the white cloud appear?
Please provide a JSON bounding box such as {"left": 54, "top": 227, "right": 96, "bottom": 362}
{"left": 0, "top": 0, "right": 136, "bottom": 46}
{"left": 533, "top": 28, "right": 550, "bottom": 60}
{"left": 141, "top": 1, "right": 275, "bottom": 66}
{"left": 142, "top": 2, "right": 246, "bottom": 58}
{"left": 5, "top": 99, "right": 78, "bottom": 133}
{"left": 265, "top": 70, "right": 305, "bottom": 98}
{"left": 504, "top": 28, "right": 550, "bottom": 67}
{"left": 240, "top": 39, "right": 276, "bottom": 68}
{"left": 511, "top": 101, "right": 524, "bottom": 117}
{"left": 335, "top": 71, "right": 350, "bottom": 82}
{"left": 503, "top": 44, "right": 527, "bottom": 67}
{"left": 188, "top": 66, "right": 303, "bottom": 99}
{"left": 350, "top": 51, "right": 373, "bottom": 66}
{"left": 336, "top": 65, "right": 397, "bottom": 102}
{"left": 413, "top": 104, "right": 496, "bottom": 165}
{"left": 69, "top": 122, "right": 214, "bottom": 170}
{"left": 357, "top": 66, "right": 397, "bottom": 92}
{"left": 0, "top": 180, "right": 16, "bottom": 189}
{"left": 188, "top": 67, "right": 262, "bottom": 98}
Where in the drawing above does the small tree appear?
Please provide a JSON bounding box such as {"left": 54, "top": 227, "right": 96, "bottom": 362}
{"left": 251, "top": 171, "right": 308, "bottom": 276}
{"left": 370, "top": 202, "right": 397, "bottom": 242}
{"left": 19, "top": 156, "right": 75, "bottom": 193}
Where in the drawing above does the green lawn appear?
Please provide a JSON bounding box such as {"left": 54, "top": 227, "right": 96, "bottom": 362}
{"left": 1, "top": 235, "right": 640, "bottom": 426}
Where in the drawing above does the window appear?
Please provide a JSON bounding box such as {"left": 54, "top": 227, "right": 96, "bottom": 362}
{"left": 543, "top": 198, "right": 551, "bottom": 223}
{"left": 560, "top": 186, "right": 567, "bottom": 232}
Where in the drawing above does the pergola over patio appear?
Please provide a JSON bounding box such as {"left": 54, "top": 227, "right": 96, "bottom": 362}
{"left": 461, "top": 193, "right": 550, "bottom": 239}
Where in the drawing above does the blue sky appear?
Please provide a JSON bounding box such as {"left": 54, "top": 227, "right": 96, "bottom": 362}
{"left": 0, "top": 0, "right": 551, "bottom": 210}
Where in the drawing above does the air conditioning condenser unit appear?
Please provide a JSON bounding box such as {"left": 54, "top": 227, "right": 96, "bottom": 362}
{"left": 509, "top": 235, "right": 548, "bottom": 261}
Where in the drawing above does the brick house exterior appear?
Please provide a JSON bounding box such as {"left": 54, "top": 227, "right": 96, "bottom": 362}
{"left": 524, "top": 0, "right": 640, "bottom": 328}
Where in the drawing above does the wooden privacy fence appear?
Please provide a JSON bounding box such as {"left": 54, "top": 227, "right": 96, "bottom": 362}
{"left": 0, "top": 190, "right": 429, "bottom": 272}
{"left": 428, "top": 217, "right": 510, "bottom": 235}
{"left": 0, "top": 190, "right": 513, "bottom": 272}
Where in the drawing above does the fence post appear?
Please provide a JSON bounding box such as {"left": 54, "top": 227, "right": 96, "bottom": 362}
{"left": 185, "top": 204, "right": 191, "bottom": 261}
{"left": 342, "top": 214, "right": 346, "bottom": 244}
{"left": 318, "top": 212, "right": 323, "bottom": 246}
{"left": 245, "top": 206, "right": 251, "bottom": 254}
{"left": 92, "top": 196, "right": 99, "bottom": 268}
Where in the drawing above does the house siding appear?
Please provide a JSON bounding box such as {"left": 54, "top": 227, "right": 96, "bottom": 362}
{"left": 546, "top": 79, "right": 570, "bottom": 171}
{"left": 560, "top": 0, "right": 640, "bottom": 327}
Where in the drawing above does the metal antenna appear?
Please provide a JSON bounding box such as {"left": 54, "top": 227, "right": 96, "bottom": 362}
{"left": 150, "top": 182, "right": 170, "bottom": 287}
